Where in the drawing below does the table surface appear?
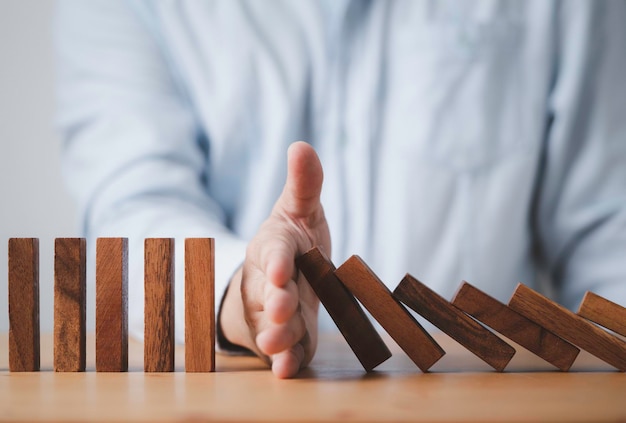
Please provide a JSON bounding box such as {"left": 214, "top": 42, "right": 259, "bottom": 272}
{"left": 1, "top": 332, "right": 625, "bottom": 422}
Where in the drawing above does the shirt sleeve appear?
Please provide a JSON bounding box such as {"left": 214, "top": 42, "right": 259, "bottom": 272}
{"left": 535, "top": 1, "right": 626, "bottom": 309}
{"left": 55, "top": 0, "right": 247, "bottom": 345}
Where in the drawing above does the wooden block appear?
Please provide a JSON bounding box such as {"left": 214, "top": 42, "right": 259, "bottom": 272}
{"left": 144, "top": 238, "right": 175, "bottom": 372}
{"left": 96, "top": 238, "right": 129, "bottom": 372}
{"left": 295, "top": 247, "right": 391, "bottom": 371}
{"left": 393, "top": 274, "right": 515, "bottom": 371}
{"left": 54, "top": 238, "right": 87, "bottom": 372}
{"left": 8, "top": 238, "right": 40, "bottom": 372}
{"left": 185, "top": 238, "right": 215, "bottom": 372}
{"left": 451, "top": 281, "right": 579, "bottom": 371}
{"left": 509, "top": 283, "right": 626, "bottom": 371}
{"left": 335, "top": 256, "right": 445, "bottom": 372}
{"left": 577, "top": 291, "right": 626, "bottom": 338}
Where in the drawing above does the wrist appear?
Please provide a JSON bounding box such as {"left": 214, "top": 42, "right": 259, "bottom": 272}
{"left": 218, "top": 266, "right": 257, "bottom": 353}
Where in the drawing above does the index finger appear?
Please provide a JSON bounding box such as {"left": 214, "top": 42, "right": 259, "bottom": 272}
{"left": 249, "top": 223, "right": 299, "bottom": 288}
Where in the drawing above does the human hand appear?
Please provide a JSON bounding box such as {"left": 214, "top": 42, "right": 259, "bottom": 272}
{"left": 219, "top": 141, "right": 331, "bottom": 378}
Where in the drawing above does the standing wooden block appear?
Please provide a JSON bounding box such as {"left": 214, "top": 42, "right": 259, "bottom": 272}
{"left": 96, "top": 238, "right": 129, "bottom": 372}
{"left": 393, "top": 275, "right": 515, "bottom": 372}
{"left": 54, "top": 238, "right": 87, "bottom": 372}
{"left": 335, "top": 256, "right": 445, "bottom": 372}
{"left": 185, "top": 238, "right": 215, "bottom": 372}
{"left": 577, "top": 291, "right": 626, "bottom": 338}
{"left": 144, "top": 238, "right": 175, "bottom": 372}
{"left": 509, "top": 283, "right": 626, "bottom": 371}
{"left": 296, "top": 247, "right": 391, "bottom": 371}
{"left": 8, "top": 238, "right": 40, "bottom": 372}
{"left": 451, "top": 281, "right": 579, "bottom": 371}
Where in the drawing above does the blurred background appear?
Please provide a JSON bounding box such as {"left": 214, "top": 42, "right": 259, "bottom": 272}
{"left": 0, "top": 1, "right": 80, "bottom": 332}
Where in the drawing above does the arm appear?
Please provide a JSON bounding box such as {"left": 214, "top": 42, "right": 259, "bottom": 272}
{"left": 535, "top": 1, "right": 626, "bottom": 308}
{"left": 55, "top": 1, "right": 328, "bottom": 378}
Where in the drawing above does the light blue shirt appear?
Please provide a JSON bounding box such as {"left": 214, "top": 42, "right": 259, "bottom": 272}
{"left": 56, "top": 0, "right": 626, "bottom": 342}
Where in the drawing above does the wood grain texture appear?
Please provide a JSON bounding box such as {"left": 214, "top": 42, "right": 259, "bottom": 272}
{"left": 54, "top": 238, "right": 87, "bottom": 372}
{"left": 335, "top": 256, "right": 445, "bottom": 372}
{"left": 393, "top": 275, "right": 515, "bottom": 371}
{"left": 8, "top": 238, "right": 40, "bottom": 372}
{"left": 577, "top": 291, "right": 626, "bottom": 337}
{"left": 451, "top": 281, "right": 579, "bottom": 371}
{"left": 185, "top": 238, "right": 215, "bottom": 372}
{"left": 144, "top": 238, "right": 175, "bottom": 372}
{"left": 509, "top": 283, "right": 626, "bottom": 371}
{"left": 295, "top": 247, "right": 391, "bottom": 371}
{"left": 2, "top": 334, "right": 626, "bottom": 423}
{"left": 96, "top": 238, "right": 129, "bottom": 372}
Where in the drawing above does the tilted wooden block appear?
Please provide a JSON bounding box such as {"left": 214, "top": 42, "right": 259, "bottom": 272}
{"left": 296, "top": 247, "right": 391, "bottom": 371}
{"left": 185, "top": 238, "right": 215, "bottom": 372}
{"left": 96, "top": 238, "right": 129, "bottom": 372}
{"left": 335, "top": 256, "right": 445, "bottom": 372}
{"left": 54, "top": 238, "right": 87, "bottom": 372}
{"left": 144, "top": 238, "right": 175, "bottom": 372}
{"left": 577, "top": 291, "right": 626, "bottom": 338}
{"left": 509, "top": 283, "right": 626, "bottom": 371}
{"left": 393, "top": 275, "right": 515, "bottom": 372}
{"left": 451, "top": 281, "right": 579, "bottom": 371}
{"left": 8, "top": 238, "right": 40, "bottom": 372}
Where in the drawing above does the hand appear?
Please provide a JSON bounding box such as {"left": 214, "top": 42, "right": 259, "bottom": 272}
{"left": 219, "top": 141, "right": 331, "bottom": 378}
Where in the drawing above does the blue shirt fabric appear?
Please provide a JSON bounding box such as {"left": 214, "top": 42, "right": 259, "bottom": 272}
{"left": 55, "top": 0, "right": 626, "bottom": 342}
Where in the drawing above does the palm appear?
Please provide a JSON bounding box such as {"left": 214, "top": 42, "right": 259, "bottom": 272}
{"left": 233, "top": 141, "right": 330, "bottom": 378}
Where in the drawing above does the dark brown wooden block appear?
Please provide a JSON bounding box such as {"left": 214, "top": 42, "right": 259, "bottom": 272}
{"left": 509, "top": 283, "right": 626, "bottom": 371}
{"left": 393, "top": 275, "right": 515, "bottom": 371}
{"left": 577, "top": 291, "right": 626, "bottom": 338}
{"left": 54, "top": 238, "right": 87, "bottom": 372}
{"left": 335, "top": 256, "right": 445, "bottom": 372}
{"left": 96, "top": 238, "right": 129, "bottom": 372}
{"left": 185, "top": 238, "right": 215, "bottom": 372}
{"left": 296, "top": 247, "right": 391, "bottom": 371}
{"left": 451, "top": 281, "right": 579, "bottom": 371}
{"left": 144, "top": 238, "right": 175, "bottom": 372}
{"left": 8, "top": 238, "right": 40, "bottom": 372}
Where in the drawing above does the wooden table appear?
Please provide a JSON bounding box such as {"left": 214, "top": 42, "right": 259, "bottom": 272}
{"left": 1, "top": 332, "right": 624, "bottom": 422}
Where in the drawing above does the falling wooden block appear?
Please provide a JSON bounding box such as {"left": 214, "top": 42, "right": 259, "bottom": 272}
{"left": 509, "top": 283, "right": 626, "bottom": 371}
{"left": 8, "top": 238, "right": 40, "bottom": 372}
{"left": 577, "top": 291, "right": 626, "bottom": 338}
{"left": 335, "top": 256, "right": 445, "bottom": 372}
{"left": 54, "top": 238, "right": 87, "bottom": 372}
{"left": 451, "top": 281, "right": 579, "bottom": 371}
{"left": 144, "top": 238, "right": 175, "bottom": 372}
{"left": 96, "top": 238, "right": 129, "bottom": 372}
{"left": 185, "top": 238, "right": 215, "bottom": 372}
{"left": 296, "top": 247, "right": 391, "bottom": 371}
{"left": 393, "top": 275, "right": 515, "bottom": 372}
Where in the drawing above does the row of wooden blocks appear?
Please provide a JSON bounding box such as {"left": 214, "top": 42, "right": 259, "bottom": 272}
{"left": 296, "top": 247, "right": 626, "bottom": 372}
{"left": 8, "top": 238, "right": 626, "bottom": 374}
{"left": 8, "top": 237, "right": 215, "bottom": 372}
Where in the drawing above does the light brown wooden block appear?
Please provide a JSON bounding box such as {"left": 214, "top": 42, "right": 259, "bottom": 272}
{"left": 335, "top": 256, "right": 445, "bottom": 372}
{"left": 509, "top": 283, "right": 626, "bottom": 371}
{"left": 8, "top": 238, "right": 40, "bottom": 372}
{"left": 296, "top": 247, "right": 392, "bottom": 371}
{"left": 96, "top": 238, "right": 129, "bottom": 372}
{"left": 451, "top": 281, "right": 579, "bottom": 371}
{"left": 393, "top": 274, "right": 516, "bottom": 372}
{"left": 54, "top": 238, "right": 87, "bottom": 372}
{"left": 185, "top": 238, "right": 215, "bottom": 372}
{"left": 144, "top": 238, "right": 175, "bottom": 372}
{"left": 577, "top": 291, "right": 626, "bottom": 338}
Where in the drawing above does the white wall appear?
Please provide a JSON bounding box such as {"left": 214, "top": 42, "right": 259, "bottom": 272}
{"left": 0, "top": 1, "right": 80, "bottom": 332}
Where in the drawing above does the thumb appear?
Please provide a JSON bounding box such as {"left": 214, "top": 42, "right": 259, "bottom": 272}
{"left": 277, "top": 141, "right": 324, "bottom": 219}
